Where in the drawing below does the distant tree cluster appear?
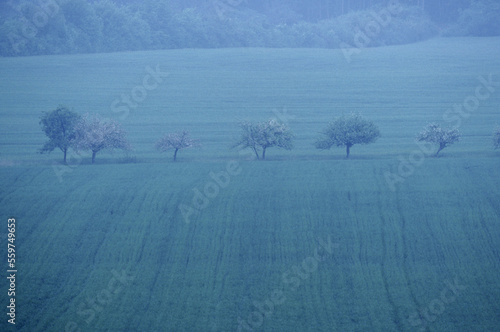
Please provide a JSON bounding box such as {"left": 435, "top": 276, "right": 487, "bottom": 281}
{"left": 444, "top": 0, "right": 500, "bottom": 37}
{"left": 40, "top": 107, "right": 498, "bottom": 164}
{"left": 0, "top": 0, "right": 442, "bottom": 57}
{"left": 40, "top": 108, "right": 130, "bottom": 164}
{"left": 233, "top": 119, "right": 294, "bottom": 160}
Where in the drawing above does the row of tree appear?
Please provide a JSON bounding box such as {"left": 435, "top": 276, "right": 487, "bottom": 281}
{"left": 4, "top": 0, "right": 498, "bottom": 57}
{"left": 231, "top": 116, "right": 465, "bottom": 159}
{"left": 40, "top": 107, "right": 130, "bottom": 164}
{"left": 40, "top": 107, "right": 499, "bottom": 164}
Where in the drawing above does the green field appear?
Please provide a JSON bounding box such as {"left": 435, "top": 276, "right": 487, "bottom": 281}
{"left": 1, "top": 37, "right": 500, "bottom": 331}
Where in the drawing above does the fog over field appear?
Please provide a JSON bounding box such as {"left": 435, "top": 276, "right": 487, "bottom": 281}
{"left": 0, "top": 1, "right": 499, "bottom": 332}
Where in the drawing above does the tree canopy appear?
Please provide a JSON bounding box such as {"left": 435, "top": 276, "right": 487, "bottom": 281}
{"left": 155, "top": 131, "right": 199, "bottom": 161}
{"left": 39, "top": 106, "right": 80, "bottom": 163}
{"left": 73, "top": 114, "right": 131, "bottom": 163}
{"left": 315, "top": 113, "right": 380, "bottom": 158}
{"left": 416, "top": 123, "right": 461, "bottom": 156}
{"left": 7, "top": 0, "right": 490, "bottom": 56}
{"left": 233, "top": 119, "right": 294, "bottom": 160}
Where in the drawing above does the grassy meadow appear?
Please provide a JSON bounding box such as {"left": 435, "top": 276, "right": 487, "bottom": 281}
{"left": 0, "top": 37, "right": 500, "bottom": 331}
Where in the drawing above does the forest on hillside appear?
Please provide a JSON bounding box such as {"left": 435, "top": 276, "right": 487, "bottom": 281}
{"left": 0, "top": 0, "right": 499, "bottom": 56}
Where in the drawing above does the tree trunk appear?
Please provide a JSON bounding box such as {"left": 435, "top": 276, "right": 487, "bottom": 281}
{"left": 252, "top": 147, "right": 260, "bottom": 160}
{"left": 173, "top": 148, "right": 179, "bottom": 162}
{"left": 346, "top": 144, "right": 351, "bottom": 158}
{"left": 262, "top": 147, "right": 266, "bottom": 160}
{"left": 63, "top": 148, "right": 67, "bottom": 164}
{"left": 435, "top": 143, "right": 445, "bottom": 157}
{"left": 92, "top": 150, "right": 97, "bottom": 164}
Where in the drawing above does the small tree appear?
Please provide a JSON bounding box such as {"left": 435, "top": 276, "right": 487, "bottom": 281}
{"left": 494, "top": 126, "right": 500, "bottom": 150}
{"left": 39, "top": 106, "right": 81, "bottom": 163}
{"left": 155, "top": 131, "right": 199, "bottom": 161}
{"left": 416, "top": 123, "right": 461, "bottom": 157}
{"left": 233, "top": 119, "right": 294, "bottom": 160}
{"left": 74, "top": 114, "right": 131, "bottom": 163}
{"left": 315, "top": 113, "right": 380, "bottom": 158}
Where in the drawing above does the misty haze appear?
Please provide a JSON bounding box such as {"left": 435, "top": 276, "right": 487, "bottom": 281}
{"left": 0, "top": 1, "right": 499, "bottom": 331}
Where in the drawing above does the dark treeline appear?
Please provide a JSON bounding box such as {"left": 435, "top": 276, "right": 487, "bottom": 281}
{"left": 0, "top": 0, "right": 498, "bottom": 57}
{"left": 241, "top": 0, "right": 469, "bottom": 23}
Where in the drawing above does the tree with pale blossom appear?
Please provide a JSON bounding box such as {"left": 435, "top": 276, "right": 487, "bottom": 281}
{"left": 74, "top": 114, "right": 131, "bottom": 164}
{"left": 416, "top": 123, "right": 461, "bottom": 157}
{"left": 233, "top": 119, "right": 294, "bottom": 160}
{"left": 155, "top": 131, "right": 199, "bottom": 161}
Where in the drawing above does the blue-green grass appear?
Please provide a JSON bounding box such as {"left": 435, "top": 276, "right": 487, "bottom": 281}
{"left": 0, "top": 37, "right": 499, "bottom": 331}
